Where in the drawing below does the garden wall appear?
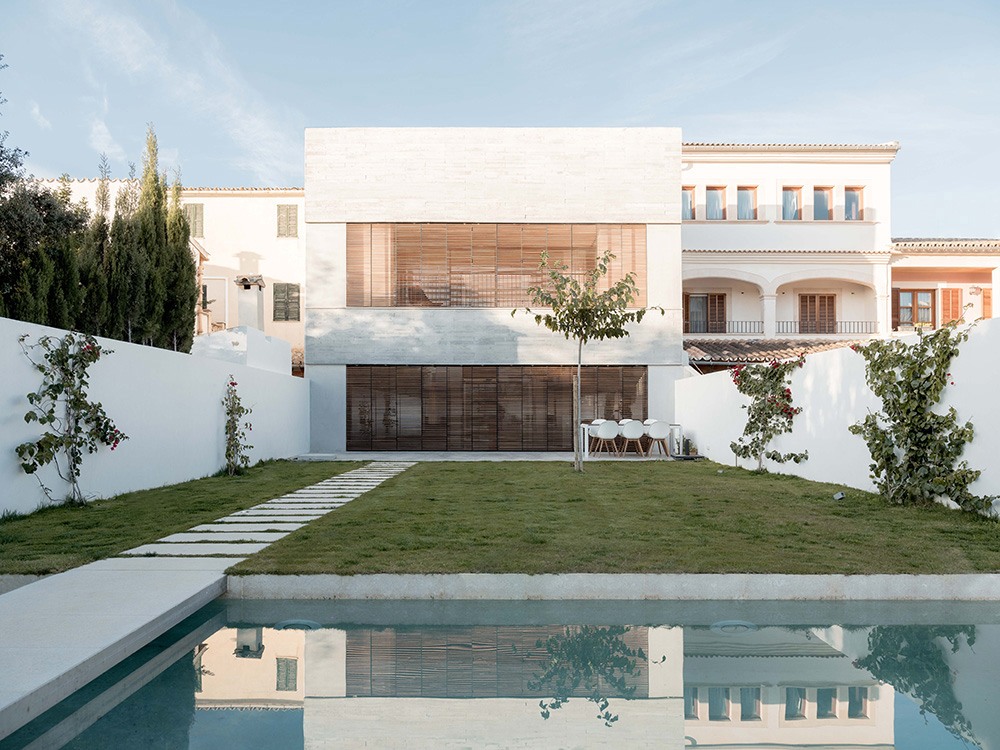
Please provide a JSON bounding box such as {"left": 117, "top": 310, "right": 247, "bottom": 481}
{"left": 0, "top": 317, "right": 310, "bottom": 515}
{"left": 675, "top": 319, "right": 1000, "bottom": 507}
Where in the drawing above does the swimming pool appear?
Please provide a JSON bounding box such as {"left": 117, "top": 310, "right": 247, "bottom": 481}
{"left": 3, "top": 599, "right": 994, "bottom": 749}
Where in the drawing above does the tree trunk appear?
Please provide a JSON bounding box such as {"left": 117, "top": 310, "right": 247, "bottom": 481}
{"left": 574, "top": 338, "right": 583, "bottom": 472}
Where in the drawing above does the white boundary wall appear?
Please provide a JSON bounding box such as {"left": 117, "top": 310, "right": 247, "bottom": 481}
{"left": 0, "top": 317, "right": 309, "bottom": 515}
{"left": 676, "top": 319, "right": 1000, "bottom": 506}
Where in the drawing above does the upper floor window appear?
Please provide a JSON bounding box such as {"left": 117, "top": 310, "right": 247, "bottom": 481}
{"left": 782, "top": 187, "right": 801, "bottom": 220}
{"left": 785, "top": 687, "right": 806, "bottom": 719}
{"left": 897, "top": 289, "right": 934, "bottom": 327}
{"left": 813, "top": 187, "right": 833, "bottom": 220}
{"left": 817, "top": 687, "right": 837, "bottom": 718}
{"left": 277, "top": 204, "right": 298, "bottom": 237}
{"left": 184, "top": 203, "right": 204, "bottom": 238}
{"left": 737, "top": 186, "right": 757, "bottom": 220}
{"left": 848, "top": 687, "right": 868, "bottom": 719}
{"left": 845, "top": 187, "right": 864, "bottom": 220}
{"left": 346, "top": 224, "right": 646, "bottom": 308}
{"left": 681, "top": 186, "right": 695, "bottom": 220}
{"left": 273, "top": 282, "right": 301, "bottom": 321}
{"left": 740, "top": 687, "right": 761, "bottom": 721}
{"left": 708, "top": 687, "right": 731, "bottom": 721}
{"left": 706, "top": 187, "right": 726, "bottom": 220}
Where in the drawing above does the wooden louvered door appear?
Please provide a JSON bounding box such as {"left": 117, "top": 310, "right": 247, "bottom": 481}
{"left": 799, "top": 294, "right": 836, "bottom": 334}
{"left": 941, "top": 288, "right": 963, "bottom": 325}
{"left": 984, "top": 288, "right": 993, "bottom": 319}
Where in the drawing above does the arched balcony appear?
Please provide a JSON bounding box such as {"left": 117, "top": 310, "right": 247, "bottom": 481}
{"left": 682, "top": 276, "right": 764, "bottom": 335}
{"left": 773, "top": 278, "right": 879, "bottom": 336}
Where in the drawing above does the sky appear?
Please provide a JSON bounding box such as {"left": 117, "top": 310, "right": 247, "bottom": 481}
{"left": 1, "top": 0, "right": 998, "bottom": 237}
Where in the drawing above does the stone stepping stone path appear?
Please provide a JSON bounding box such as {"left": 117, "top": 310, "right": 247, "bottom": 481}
{"left": 118, "top": 462, "right": 414, "bottom": 558}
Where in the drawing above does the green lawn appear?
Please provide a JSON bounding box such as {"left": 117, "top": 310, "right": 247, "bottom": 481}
{"left": 0, "top": 461, "right": 362, "bottom": 574}
{"left": 229, "top": 461, "right": 1000, "bottom": 576}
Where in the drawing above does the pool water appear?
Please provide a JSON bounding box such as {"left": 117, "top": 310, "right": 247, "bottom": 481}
{"left": 3, "top": 599, "right": 995, "bottom": 749}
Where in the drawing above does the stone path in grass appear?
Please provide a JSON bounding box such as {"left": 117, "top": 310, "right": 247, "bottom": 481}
{"left": 119, "top": 461, "right": 415, "bottom": 558}
{"left": 0, "top": 461, "right": 414, "bottom": 741}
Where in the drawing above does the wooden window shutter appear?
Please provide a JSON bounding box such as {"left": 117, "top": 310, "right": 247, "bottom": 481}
{"left": 818, "top": 295, "right": 836, "bottom": 333}
{"left": 941, "top": 288, "right": 962, "bottom": 324}
{"left": 708, "top": 294, "right": 726, "bottom": 333}
{"left": 891, "top": 288, "right": 900, "bottom": 331}
{"left": 683, "top": 294, "right": 690, "bottom": 334}
{"left": 273, "top": 283, "right": 288, "bottom": 322}
{"left": 277, "top": 205, "right": 298, "bottom": 238}
{"left": 286, "top": 283, "right": 301, "bottom": 321}
{"left": 983, "top": 288, "right": 993, "bottom": 319}
{"left": 184, "top": 204, "right": 204, "bottom": 238}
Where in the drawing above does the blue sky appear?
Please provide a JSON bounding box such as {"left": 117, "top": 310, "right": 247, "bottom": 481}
{"left": 1, "top": 0, "right": 998, "bottom": 237}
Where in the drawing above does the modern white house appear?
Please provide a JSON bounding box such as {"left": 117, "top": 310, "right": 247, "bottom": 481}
{"left": 48, "top": 129, "right": 1000, "bottom": 453}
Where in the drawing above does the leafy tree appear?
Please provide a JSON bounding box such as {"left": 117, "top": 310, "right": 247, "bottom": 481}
{"left": 516, "top": 249, "right": 660, "bottom": 471}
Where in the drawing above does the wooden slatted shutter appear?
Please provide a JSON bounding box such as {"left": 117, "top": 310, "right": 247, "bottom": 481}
{"left": 421, "top": 366, "right": 448, "bottom": 450}
{"left": 346, "top": 366, "right": 372, "bottom": 450}
{"left": 546, "top": 367, "right": 573, "bottom": 451}
{"left": 683, "top": 294, "right": 690, "bottom": 334}
{"left": 371, "top": 224, "right": 392, "bottom": 306}
{"left": 891, "top": 288, "right": 900, "bottom": 331}
{"left": 983, "top": 288, "right": 993, "bottom": 319}
{"left": 707, "top": 293, "right": 726, "bottom": 333}
{"left": 497, "top": 367, "right": 523, "bottom": 450}
{"left": 346, "top": 225, "right": 367, "bottom": 306}
{"left": 286, "top": 284, "right": 300, "bottom": 321}
{"left": 395, "top": 224, "right": 423, "bottom": 306}
{"left": 472, "top": 367, "right": 498, "bottom": 451}
{"left": 277, "top": 205, "right": 298, "bottom": 238}
{"left": 818, "top": 294, "right": 836, "bottom": 333}
{"left": 183, "top": 204, "right": 204, "bottom": 238}
{"left": 371, "top": 367, "right": 397, "bottom": 450}
{"left": 941, "top": 288, "right": 962, "bottom": 324}
{"left": 273, "top": 283, "right": 288, "bottom": 321}
{"left": 421, "top": 224, "right": 448, "bottom": 306}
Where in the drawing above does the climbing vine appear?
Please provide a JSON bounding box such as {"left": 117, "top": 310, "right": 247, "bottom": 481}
{"left": 849, "top": 323, "right": 994, "bottom": 514}
{"left": 729, "top": 356, "right": 808, "bottom": 471}
{"left": 222, "top": 375, "right": 253, "bottom": 475}
{"left": 16, "top": 332, "right": 127, "bottom": 505}
{"left": 529, "top": 625, "right": 650, "bottom": 728}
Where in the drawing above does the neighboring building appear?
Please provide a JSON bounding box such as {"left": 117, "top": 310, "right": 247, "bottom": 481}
{"left": 45, "top": 133, "right": 1000, "bottom": 450}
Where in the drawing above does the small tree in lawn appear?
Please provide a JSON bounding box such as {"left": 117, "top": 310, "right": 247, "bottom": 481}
{"left": 515, "top": 249, "right": 660, "bottom": 472}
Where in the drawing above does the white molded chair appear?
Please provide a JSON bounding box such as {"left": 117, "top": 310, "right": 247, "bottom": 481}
{"left": 618, "top": 419, "right": 646, "bottom": 456}
{"left": 646, "top": 420, "right": 670, "bottom": 457}
{"left": 593, "top": 420, "right": 620, "bottom": 455}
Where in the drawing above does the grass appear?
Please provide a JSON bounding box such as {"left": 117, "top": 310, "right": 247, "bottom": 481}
{"left": 229, "top": 461, "right": 1000, "bottom": 576}
{"left": 0, "top": 460, "right": 363, "bottom": 575}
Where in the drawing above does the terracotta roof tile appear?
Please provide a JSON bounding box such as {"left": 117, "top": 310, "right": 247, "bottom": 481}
{"left": 892, "top": 238, "right": 1000, "bottom": 254}
{"left": 685, "top": 338, "right": 859, "bottom": 364}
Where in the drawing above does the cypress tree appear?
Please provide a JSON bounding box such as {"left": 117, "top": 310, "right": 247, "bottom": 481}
{"left": 78, "top": 156, "right": 111, "bottom": 335}
{"left": 107, "top": 164, "right": 144, "bottom": 342}
{"left": 163, "top": 176, "right": 197, "bottom": 351}
{"left": 135, "top": 126, "right": 168, "bottom": 346}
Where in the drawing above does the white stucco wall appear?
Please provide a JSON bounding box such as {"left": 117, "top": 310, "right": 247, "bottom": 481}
{"left": 675, "top": 318, "right": 1000, "bottom": 505}
{"left": 0, "top": 317, "right": 309, "bottom": 515}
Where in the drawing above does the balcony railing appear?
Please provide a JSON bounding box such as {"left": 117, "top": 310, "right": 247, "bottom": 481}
{"left": 683, "top": 320, "right": 764, "bottom": 335}
{"left": 776, "top": 320, "right": 878, "bottom": 335}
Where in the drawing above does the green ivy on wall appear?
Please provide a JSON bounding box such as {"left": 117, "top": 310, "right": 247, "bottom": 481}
{"left": 729, "top": 356, "right": 808, "bottom": 472}
{"left": 849, "top": 323, "right": 995, "bottom": 514}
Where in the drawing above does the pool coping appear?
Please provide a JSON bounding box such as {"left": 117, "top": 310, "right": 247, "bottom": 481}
{"left": 225, "top": 572, "right": 1000, "bottom": 601}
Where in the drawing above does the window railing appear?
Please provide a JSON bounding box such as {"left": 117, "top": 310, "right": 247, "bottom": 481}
{"left": 777, "top": 320, "right": 878, "bottom": 335}
{"left": 683, "top": 320, "right": 764, "bottom": 335}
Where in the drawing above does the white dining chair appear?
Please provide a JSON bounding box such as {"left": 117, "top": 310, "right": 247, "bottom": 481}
{"left": 646, "top": 420, "right": 670, "bottom": 457}
{"left": 593, "top": 419, "right": 620, "bottom": 455}
{"left": 618, "top": 419, "right": 646, "bottom": 456}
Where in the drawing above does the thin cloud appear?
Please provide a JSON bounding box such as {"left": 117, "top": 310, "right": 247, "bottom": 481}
{"left": 88, "top": 118, "right": 126, "bottom": 163}
{"left": 53, "top": 0, "right": 301, "bottom": 186}
{"left": 29, "top": 101, "right": 52, "bottom": 130}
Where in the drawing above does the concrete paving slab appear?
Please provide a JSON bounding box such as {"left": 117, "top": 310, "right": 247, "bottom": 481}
{"left": 229, "top": 509, "right": 324, "bottom": 518}
{"left": 119, "top": 543, "right": 268, "bottom": 556}
{"left": 158, "top": 531, "right": 289, "bottom": 543}
{"left": 0, "top": 558, "right": 227, "bottom": 739}
{"left": 191, "top": 523, "right": 304, "bottom": 532}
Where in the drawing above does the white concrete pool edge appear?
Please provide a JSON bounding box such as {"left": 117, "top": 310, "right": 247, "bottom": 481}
{"left": 225, "top": 573, "right": 1000, "bottom": 601}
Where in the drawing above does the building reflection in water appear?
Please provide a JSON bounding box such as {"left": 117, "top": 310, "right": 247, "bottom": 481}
{"left": 189, "top": 622, "right": 988, "bottom": 748}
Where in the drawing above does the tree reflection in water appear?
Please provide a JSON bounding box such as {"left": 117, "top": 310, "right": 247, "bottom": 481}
{"left": 528, "top": 625, "right": 654, "bottom": 728}
{"left": 856, "top": 625, "right": 976, "bottom": 743}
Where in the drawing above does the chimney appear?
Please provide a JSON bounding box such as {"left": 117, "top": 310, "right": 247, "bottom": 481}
{"left": 235, "top": 274, "right": 265, "bottom": 330}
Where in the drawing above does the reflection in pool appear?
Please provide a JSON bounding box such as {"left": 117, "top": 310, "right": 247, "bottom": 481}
{"left": 2, "top": 600, "right": 993, "bottom": 749}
